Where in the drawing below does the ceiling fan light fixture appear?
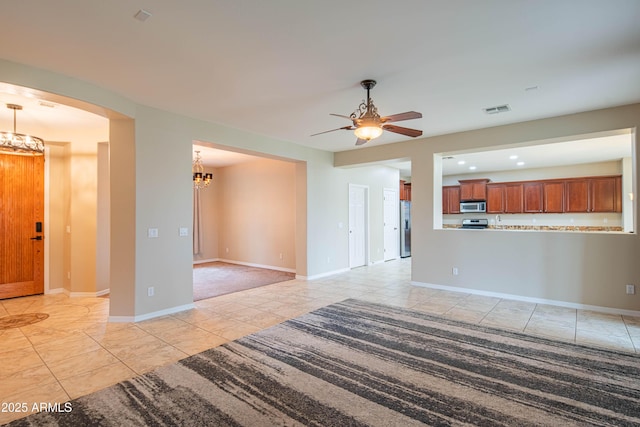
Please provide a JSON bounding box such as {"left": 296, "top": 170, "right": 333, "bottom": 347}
{"left": 354, "top": 125, "right": 383, "bottom": 141}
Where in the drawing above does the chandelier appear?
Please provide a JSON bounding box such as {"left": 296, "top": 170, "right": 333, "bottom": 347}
{"left": 0, "top": 104, "right": 45, "bottom": 155}
{"left": 192, "top": 150, "right": 213, "bottom": 189}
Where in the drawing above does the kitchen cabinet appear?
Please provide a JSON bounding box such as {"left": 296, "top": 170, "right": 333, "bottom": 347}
{"left": 444, "top": 175, "right": 621, "bottom": 216}
{"left": 523, "top": 182, "right": 543, "bottom": 213}
{"left": 400, "top": 180, "right": 412, "bottom": 201}
{"left": 504, "top": 183, "right": 524, "bottom": 213}
{"left": 443, "top": 185, "right": 460, "bottom": 214}
{"left": 459, "top": 179, "right": 489, "bottom": 202}
{"left": 487, "top": 183, "right": 523, "bottom": 213}
{"left": 486, "top": 184, "right": 504, "bottom": 213}
{"left": 565, "top": 176, "right": 621, "bottom": 213}
{"left": 565, "top": 179, "right": 589, "bottom": 212}
{"left": 543, "top": 181, "right": 564, "bottom": 213}
{"left": 590, "top": 176, "right": 620, "bottom": 212}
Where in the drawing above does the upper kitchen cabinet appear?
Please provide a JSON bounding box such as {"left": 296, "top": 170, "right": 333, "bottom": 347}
{"left": 523, "top": 182, "right": 543, "bottom": 213}
{"left": 487, "top": 183, "right": 523, "bottom": 213}
{"left": 504, "top": 183, "right": 524, "bottom": 213}
{"left": 543, "top": 181, "right": 565, "bottom": 213}
{"left": 486, "top": 184, "right": 504, "bottom": 213}
{"left": 459, "top": 179, "right": 490, "bottom": 201}
{"left": 443, "top": 186, "right": 461, "bottom": 214}
{"left": 590, "top": 176, "right": 621, "bottom": 212}
{"left": 565, "top": 179, "right": 589, "bottom": 212}
{"left": 495, "top": 180, "right": 563, "bottom": 214}
{"left": 565, "top": 176, "right": 621, "bottom": 213}
{"left": 399, "top": 180, "right": 412, "bottom": 201}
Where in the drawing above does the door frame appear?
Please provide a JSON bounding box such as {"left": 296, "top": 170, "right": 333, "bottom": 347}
{"left": 383, "top": 187, "right": 400, "bottom": 261}
{"left": 348, "top": 184, "right": 370, "bottom": 268}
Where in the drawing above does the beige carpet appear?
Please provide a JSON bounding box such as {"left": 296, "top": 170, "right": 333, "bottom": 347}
{"left": 193, "top": 261, "right": 295, "bottom": 301}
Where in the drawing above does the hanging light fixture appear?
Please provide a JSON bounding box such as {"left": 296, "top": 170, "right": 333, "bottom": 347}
{"left": 0, "top": 104, "right": 45, "bottom": 155}
{"left": 192, "top": 150, "right": 213, "bottom": 189}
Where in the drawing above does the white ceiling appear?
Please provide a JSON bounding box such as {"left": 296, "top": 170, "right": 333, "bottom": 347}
{"left": 441, "top": 133, "right": 633, "bottom": 176}
{"left": 1, "top": 1, "right": 639, "bottom": 158}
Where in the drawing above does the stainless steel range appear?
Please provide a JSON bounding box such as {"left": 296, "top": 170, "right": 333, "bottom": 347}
{"left": 462, "top": 218, "right": 489, "bottom": 229}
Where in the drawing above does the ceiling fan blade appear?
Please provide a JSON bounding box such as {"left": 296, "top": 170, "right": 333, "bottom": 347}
{"left": 329, "top": 113, "right": 355, "bottom": 121}
{"left": 355, "top": 138, "right": 369, "bottom": 146}
{"left": 380, "top": 111, "right": 422, "bottom": 123}
{"left": 310, "top": 126, "right": 353, "bottom": 137}
{"left": 382, "top": 124, "right": 423, "bottom": 138}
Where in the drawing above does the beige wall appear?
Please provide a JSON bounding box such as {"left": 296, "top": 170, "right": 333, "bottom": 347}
{"left": 4, "top": 58, "right": 637, "bottom": 319}
{"left": 335, "top": 104, "right": 640, "bottom": 312}
{"left": 217, "top": 158, "right": 297, "bottom": 271}
{"left": 45, "top": 140, "right": 102, "bottom": 295}
{"left": 46, "top": 143, "right": 67, "bottom": 292}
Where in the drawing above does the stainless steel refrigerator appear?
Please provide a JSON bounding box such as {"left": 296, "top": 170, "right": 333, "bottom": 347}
{"left": 400, "top": 201, "right": 411, "bottom": 258}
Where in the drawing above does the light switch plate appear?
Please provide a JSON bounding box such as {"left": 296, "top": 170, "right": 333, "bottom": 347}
{"left": 148, "top": 228, "right": 159, "bottom": 238}
{"left": 179, "top": 227, "right": 188, "bottom": 237}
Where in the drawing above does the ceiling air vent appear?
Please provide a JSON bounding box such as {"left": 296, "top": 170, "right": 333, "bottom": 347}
{"left": 483, "top": 104, "right": 511, "bottom": 114}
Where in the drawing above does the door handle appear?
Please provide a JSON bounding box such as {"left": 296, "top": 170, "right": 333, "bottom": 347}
{"left": 30, "top": 236, "right": 42, "bottom": 241}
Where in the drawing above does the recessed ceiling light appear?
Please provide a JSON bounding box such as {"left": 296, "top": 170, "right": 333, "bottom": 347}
{"left": 516, "top": 161, "right": 525, "bottom": 166}
{"left": 469, "top": 166, "right": 477, "bottom": 170}
{"left": 509, "top": 155, "right": 518, "bottom": 160}
{"left": 457, "top": 160, "right": 466, "bottom": 165}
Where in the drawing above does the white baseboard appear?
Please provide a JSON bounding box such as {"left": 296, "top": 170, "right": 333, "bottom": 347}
{"left": 60, "top": 288, "right": 110, "bottom": 298}
{"left": 411, "top": 281, "right": 640, "bottom": 318}
{"left": 216, "top": 258, "right": 296, "bottom": 274}
{"left": 45, "top": 288, "right": 65, "bottom": 295}
{"left": 193, "top": 258, "right": 219, "bottom": 265}
{"left": 298, "top": 267, "right": 350, "bottom": 281}
{"left": 109, "top": 302, "right": 195, "bottom": 323}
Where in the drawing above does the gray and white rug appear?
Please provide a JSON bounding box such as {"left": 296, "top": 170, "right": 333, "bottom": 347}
{"left": 9, "top": 299, "right": 640, "bottom": 426}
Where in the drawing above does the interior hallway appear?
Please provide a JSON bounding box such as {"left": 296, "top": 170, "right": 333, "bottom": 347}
{"left": 1, "top": 258, "right": 638, "bottom": 424}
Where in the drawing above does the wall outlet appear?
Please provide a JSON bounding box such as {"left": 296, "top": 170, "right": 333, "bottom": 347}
{"left": 179, "top": 227, "right": 188, "bottom": 237}
{"left": 226, "top": 247, "right": 229, "bottom": 253}
{"left": 626, "top": 284, "right": 636, "bottom": 295}
{"left": 147, "top": 286, "right": 155, "bottom": 297}
{"left": 279, "top": 253, "right": 283, "bottom": 260}
{"left": 452, "top": 267, "right": 459, "bottom": 276}
{"left": 148, "top": 228, "right": 159, "bottom": 238}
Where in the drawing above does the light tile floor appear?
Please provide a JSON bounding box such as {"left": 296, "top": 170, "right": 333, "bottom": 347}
{"left": 0, "top": 258, "right": 638, "bottom": 423}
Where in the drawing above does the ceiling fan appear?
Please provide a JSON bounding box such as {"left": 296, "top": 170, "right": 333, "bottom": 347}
{"left": 312, "top": 79, "right": 422, "bottom": 146}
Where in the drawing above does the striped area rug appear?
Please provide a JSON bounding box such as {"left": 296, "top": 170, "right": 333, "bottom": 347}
{"left": 10, "top": 299, "right": 640, "bottom": 426}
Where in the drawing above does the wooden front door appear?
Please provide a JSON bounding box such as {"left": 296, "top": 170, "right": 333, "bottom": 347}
{"left": 0, "top": 152, "right": 44, "bottom": 299}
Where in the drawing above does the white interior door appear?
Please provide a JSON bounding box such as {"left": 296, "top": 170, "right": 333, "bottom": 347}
{"left": 383, "top": 188, "right": 399, "bottom": 261}
{"left": 349, "top": 184, "right": 367, "bottom": 268}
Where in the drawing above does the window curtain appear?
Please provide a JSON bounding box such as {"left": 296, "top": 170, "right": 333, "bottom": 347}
{"left": 193, "top": 188, "right": 203, "bottom": 255}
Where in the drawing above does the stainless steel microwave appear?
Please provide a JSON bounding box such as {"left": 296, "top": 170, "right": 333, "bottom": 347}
{"left": 460, "top": 201, "right": 486, "bottom": 213}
